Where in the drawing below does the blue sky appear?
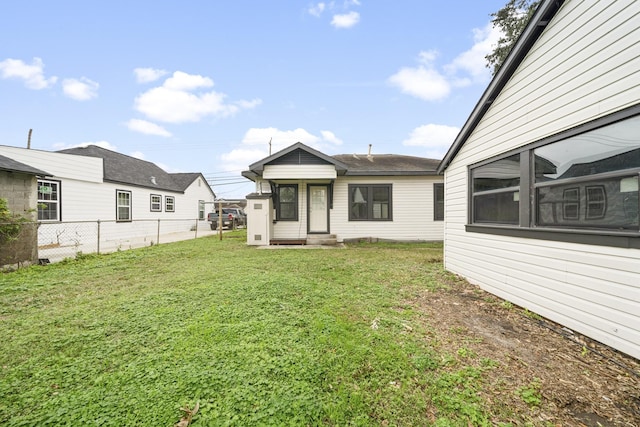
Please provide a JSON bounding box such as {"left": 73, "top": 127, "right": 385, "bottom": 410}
{"left": 1, "top": 1, "right": 506, "bottom": 198}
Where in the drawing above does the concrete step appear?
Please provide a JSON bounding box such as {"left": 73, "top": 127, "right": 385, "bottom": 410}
{"left": 306, "top": 234, "right": 338, "bottom": 246}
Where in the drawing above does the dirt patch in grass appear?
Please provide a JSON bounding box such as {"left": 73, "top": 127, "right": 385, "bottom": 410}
{"left": 406, "top": 272, "right": 640, "bottom": 426}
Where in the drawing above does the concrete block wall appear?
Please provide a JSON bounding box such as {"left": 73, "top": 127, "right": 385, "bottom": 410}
{"left": 0, "top": 171, "right": 38, "bottom": 269}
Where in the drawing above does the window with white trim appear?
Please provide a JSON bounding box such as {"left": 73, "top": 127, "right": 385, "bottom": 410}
{"left": 116, "top": 190, "right": 132, "bottom": 222}
{"left": 198, "top": 200, "right": 205, "bottom": 220}
{"left": 165, "top": 196, "right": 175, "bottom": 212}
{"left": 37, "top": 180, "right": 60, "bottom": 221}
{"left": 150, "top": 194, "right": 161, "bottom": 212}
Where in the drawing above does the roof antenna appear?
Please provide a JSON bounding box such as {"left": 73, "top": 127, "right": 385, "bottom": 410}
{"left": 269, "top": 137, "right": 272, "bottom": 156}
{"left": 27, "top": 129, "right": 32, "bottom": 149}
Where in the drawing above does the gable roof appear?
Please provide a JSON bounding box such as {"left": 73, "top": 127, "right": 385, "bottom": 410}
{"left": 0, "top": 154, "right": 50, "bottom": 176}
{"left": 58, "top": 145, "right": 185, "bottom": 192}
{"left": 243, "top": 141, "right": 440, "bottom": 180}
{"left": 170, "top": 172, "right": 206, "bottom": 191}
{"left": 436, "top": 0, "right": 565, "bottom": 174}
{"left": 247, "top": 142, "right": 349, "bottom": 174}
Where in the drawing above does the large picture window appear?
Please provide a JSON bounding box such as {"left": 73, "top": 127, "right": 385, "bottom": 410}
{"left": 276, "top": 184, "right": 298, "bottom": 221}
{"left": 470, "top": 110, "right": 640, "bottom": 238}
{"left": 116, "top": 190, "right": 132, "bottom": 222}
{"left": 37, "top": 180, "right": 60, "bottom": 221}
{"left": 349, "top": 184, "right": 392, "bottom": 221}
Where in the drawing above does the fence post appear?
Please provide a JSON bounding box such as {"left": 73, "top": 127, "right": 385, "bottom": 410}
{"left": 97, "top": 220, "right": 101, "bottom": 254}
{"left": 194, "top": 219, "right": 198, "bottom": 239}
{"left": 157, "top": 219, "right": 161, "bottom": 245}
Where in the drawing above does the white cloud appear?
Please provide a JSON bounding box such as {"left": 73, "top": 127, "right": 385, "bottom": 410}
{"left": 134, "top": 67, "right": 168, "bottom": 83}
{"left": 134, "top": 71, "right": 260, "bottom": 123}
{"left": 388, "top": 50, "right": 450, "bottom": 101}
{"left": 445, "top": 22, "right": 501, "bottom": 83}
{"left": 236, "top": 98, "right": 263, "bottom": 109}
{"left": 241, "top": 127, "right": 320, "bottom": 149}
{"left": 320, "top": 130, "right": 343, "bottom": 145}
{"left": 0, "top": 57, "right": 57, "bottom": 89}
{"left": 163, "top": 71, "right": 213, "bottom": 91}
{"left": 389, "top": 21, "right": 501, "bottom": 101}
{"left": 308, "top": 2, "right": 326, "bottom": 17}
{"left": 126, "top": 119, "right": 172, "bottom": 137}
{"left": 219, "top": 127, "right": 343, "bottom": 173}
{"left": 331, "top": 11, "right": 360, "bottom": 28}
{"left": 402, "top": 124, "right": 459, "bottom": 159}
{"left": 62, "top": 77, "right": 99, "bottom": 101}
{"left": 220, "top": 147, "right": 269, "bottom": 173}
{"left": 130, "top": 151, "right": 145, "bottom": 160}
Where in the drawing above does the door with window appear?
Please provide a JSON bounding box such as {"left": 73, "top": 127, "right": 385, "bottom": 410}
{"left": 308, "top": 185, "right": 329, "bottom": 233}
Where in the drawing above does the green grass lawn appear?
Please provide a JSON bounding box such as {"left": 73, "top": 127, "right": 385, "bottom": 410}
{"left": 0, "top": 232, "right": 497, "bottom": 426}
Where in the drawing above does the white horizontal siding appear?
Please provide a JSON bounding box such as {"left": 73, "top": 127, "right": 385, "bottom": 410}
{"left": 263, "top": 165, "right": 337, "bottom": 180}
{"left": 444, "top": 0, "right": 640, "bottom": 359}
{"left": 331, "top": 176, "right": 444, "bottom": 242}
{"left": 268, "top": 176, "right": 444, "bottom": 242}
{"left": 0, "top": 146, "right": 103, "bottom": 183}
{"left": 180, "top": 176, "right": 215, "bottom": 223}
{"left": 273, "top": 184, "right": 308, "bottom": 240}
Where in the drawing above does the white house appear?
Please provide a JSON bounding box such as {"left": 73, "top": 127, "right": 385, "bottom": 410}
{"left": 437, "top": 0, "right": 640, "bottom": 359}
{"left": 242, "top": 142, "right": 444, "bottom": 245}
{"left": 0, "top": 144, "right": 216, "bottom": 249}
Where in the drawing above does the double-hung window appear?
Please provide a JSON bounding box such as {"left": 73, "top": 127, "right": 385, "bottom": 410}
{"left": 349, "top": 184, "right": 392, "bottom": 221}
{"left": 468, "top": 108, "right": 640, "bottom": 246}
{"left": 198, "top": 200, "right": 205, "bottom": 220}
{"left": 116, "top": 190, "right": 132, "bottom": 222}
{"left": 276, "top": 184, "right": 298, "bottom": 221}
{"left": 150, "top": 194, "right": 162, "bottom": 212}
{"left": 165, "top": 196, "right": 175, "bottom": 212}
{"left": 37, "top": 179, "right": 60, "bottom": 221}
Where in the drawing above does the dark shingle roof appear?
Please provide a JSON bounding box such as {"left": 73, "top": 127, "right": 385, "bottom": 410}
{"left": 242, "top": 142, "right": 440, "bottom": 180}
{"left": 57, "top": 145, "right": 183, "bottom": 192}
{"left": 333, "top": 154, "right": 440, "bottom": 176}
{"left": 0, "top": 154, "right": 50, "bottom": 176}
{"left": 170, "top": 173, "right": 204, "bottom": 191}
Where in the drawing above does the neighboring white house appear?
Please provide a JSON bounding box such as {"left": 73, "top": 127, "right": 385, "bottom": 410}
{"left": 242, "top": 142, "right": 444, "bottom": 245}
{"left": 437, "top": 0, "right": 640, "bottom": 359}
{"left": 0, "top": 144, "right": 216, "bottom": 247}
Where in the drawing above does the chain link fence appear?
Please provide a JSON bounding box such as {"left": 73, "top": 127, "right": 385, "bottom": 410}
{"left": 34, "top": 219, "right": 217, "bottom": 263}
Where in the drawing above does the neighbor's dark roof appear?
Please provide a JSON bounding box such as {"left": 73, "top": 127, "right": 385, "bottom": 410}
{"left": 170, "top": 172, "right": 205, "bottom": 191}
{"left": 333, "top": 154, "right": 440, "bottom": 176}
{"left": 0, "top": 154, "right": 50, "bottom": 176}
{"left": 242, "top": 142, "right": 440, "bottom": 180}
{"left": 58, "top": 145, "right": 184, "bottom": 192}
{"left": 437, "top": 0, "right": 565, "bottom": 174}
